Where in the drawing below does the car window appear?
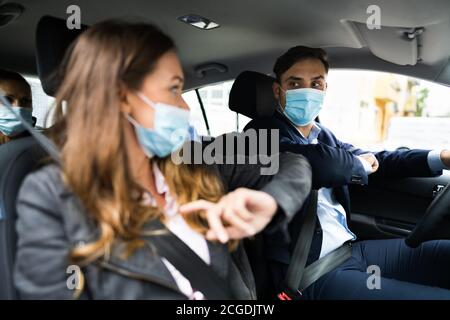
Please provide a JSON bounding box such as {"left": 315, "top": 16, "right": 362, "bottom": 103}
{"left": 21, "top": 75, "right": 251, "bottom": 136}
{"left": 183, "top": 80, "right": 251, "bottom": 137}
{"left": 182, "top": 90, "right": 209, "bottom": 136}
{"left": 23, "top": 75, "right": 55, "bottom": 128}
{"left": 320, "top": 70, "right": 450, "bottom": 152}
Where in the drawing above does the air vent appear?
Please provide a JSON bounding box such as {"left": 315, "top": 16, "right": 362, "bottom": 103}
{"left": 0, "top": 3, "right": 24, "bottom": 28}
{"left": 177, "top": 14, "right": 219, "bottom": 30}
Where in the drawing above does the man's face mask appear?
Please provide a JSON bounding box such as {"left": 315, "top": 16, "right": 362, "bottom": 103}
{"left": 0, "top": 105, "right": 33, "bottom": 136}
{"left": 126, "top": 92, "right": 190, "bottom": 158}
{"left": 280, "top": 86, "right": 325, "bottom": 126}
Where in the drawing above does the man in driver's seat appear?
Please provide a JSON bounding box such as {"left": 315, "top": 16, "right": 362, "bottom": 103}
{"left": 246, "top": 45, "right": 450, "bottom": 299}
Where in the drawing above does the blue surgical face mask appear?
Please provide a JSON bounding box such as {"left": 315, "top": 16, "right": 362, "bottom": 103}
{"left": 126, "top": 93, "right": 190, "bottom": 158}
{"left": 281, "top": 87, "right": 325, "bottom": 126}
{"left": 0, "top": 105, "right": 33, "bottom": 136}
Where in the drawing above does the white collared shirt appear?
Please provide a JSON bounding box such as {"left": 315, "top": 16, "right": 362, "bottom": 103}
{"left": 144, "top": 163, "right": 209, "bottom": 299}
{"left": 290, "top": 123, "right": 357, "bottom": 258}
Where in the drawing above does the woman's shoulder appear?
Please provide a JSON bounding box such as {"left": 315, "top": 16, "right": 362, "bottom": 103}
{"left": 17, "top": 164, "right": 68, "bottom": 212}
{"left": 24, "top": 163, "right": 65, "bottom": 189}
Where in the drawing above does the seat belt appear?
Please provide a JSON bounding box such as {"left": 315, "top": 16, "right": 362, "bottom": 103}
{"left": 0, "top": 93, "right": 61, "bottom": 163}
{"left": 1, "top": 94, "right": 236, "bottom": 299}
{"left": 298, "top": 242, "right": 352, "bottom": 292}
{"left": 278, "top": 190, "right": 352, "bottom": 300}
{"left": 278, "top": 190, "right": 318, "bottom": 300}
{"left": 148, "top": 221, "right": 235, "bottom": 300}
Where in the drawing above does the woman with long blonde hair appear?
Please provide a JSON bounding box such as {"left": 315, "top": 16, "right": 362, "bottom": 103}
{"left": 13, "top": 20, "right": 312, "bottom": 299}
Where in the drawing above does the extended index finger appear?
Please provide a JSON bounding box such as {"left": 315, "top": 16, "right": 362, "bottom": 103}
{"left": 179, "top": 200, "right": 213, "bottom": 214}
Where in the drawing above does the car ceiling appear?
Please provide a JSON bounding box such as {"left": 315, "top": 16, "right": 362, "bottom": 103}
{"left": 0, "top": 0, "right": 449, "bottom": 91}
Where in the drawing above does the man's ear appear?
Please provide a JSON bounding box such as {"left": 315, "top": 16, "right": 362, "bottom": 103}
{"left": 272, "top": 82, "right": 280, "bottom": 100}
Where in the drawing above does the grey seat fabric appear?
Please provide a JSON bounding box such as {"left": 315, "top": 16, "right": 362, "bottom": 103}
{"left": 36, "top": 15, "right": 87, "bottom": 96}
{"left": 0, "top": 137, "right": 46, "bottom": 299}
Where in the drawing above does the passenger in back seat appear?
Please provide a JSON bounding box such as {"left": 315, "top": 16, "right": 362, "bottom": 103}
{"left": 0, "top": 69, "right": 35, "bottom": 145}
{"left": 13, "top": 20, "right": 312, "bottom": 299}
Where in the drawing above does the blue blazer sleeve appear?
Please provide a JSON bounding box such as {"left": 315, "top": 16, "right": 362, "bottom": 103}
{"left": 246, "top": 118, "right": 368, "bottom": 190}
{"left": 328, "top": 128, "right": 441, "bottom": 179}
{"left": 371, "top": 149, "right": 441, "bottom": 180}
{"left": 330, "top": 128, "right": 441, "bottom": 179}
{"left": 280, "top": 142, "right": 368, "bottom": 189}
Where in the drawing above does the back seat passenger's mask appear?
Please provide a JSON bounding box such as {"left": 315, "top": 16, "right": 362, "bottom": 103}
{"left": 0, "top": 105, "right": 33, "bottom": 136}
{"left": 125, "top": 92, "right": 190, "bottom": 159}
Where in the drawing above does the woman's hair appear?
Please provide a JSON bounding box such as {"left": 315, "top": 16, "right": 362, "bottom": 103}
{"left": 0, "top": 130, "right": 29, "bottom": 144}
{"left": 50, "top": 20, "right": 229, "bottom": 264}
{"left": 0, "top": 134, "right": 8, "bottom": 144}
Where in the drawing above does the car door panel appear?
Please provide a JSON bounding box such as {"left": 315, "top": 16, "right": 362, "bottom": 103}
{"left": 349, "top": 175, "right": 450, "bottom": 240}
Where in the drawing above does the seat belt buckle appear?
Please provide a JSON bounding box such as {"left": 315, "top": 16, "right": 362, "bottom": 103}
{"left": 277, "top": 289, "right": 302, "bottom": 300}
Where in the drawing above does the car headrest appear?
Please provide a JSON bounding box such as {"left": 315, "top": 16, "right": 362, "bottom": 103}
{"left": 229, "top": 71, "right": 277, "bottom": 119}
{"left": 35, "top": 16, "right": 88, "bottom": 96}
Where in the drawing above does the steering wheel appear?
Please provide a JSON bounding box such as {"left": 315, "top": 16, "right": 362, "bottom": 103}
{"left": 405, "top": 183, "right": 450, "bottom": 248}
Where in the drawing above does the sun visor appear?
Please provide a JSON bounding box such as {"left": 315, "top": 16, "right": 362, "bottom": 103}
{"left": 344, "top": 21, "right": 422, "bottom": 66}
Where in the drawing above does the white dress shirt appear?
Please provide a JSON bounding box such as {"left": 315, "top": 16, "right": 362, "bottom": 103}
{"left": 144, "top": 163, "right": 209, "bottom": 300}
